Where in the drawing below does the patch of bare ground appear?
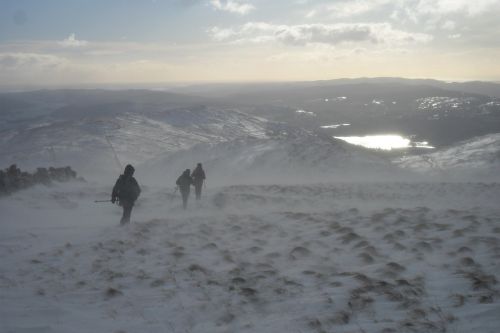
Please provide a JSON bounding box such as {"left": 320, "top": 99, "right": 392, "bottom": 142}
{"left": 320, "top": 270, "right": 459, "bottom": 332}
{"left": 456, "top": 266, "right": 499, "bottom": 304}
{"left": 379, "top": 262, "right": 407, "bottom": 278}
{"left": 340, "top": 232, "right": 362, "bottom": 244}
{"left": 289, "top": 246, "right": 311, "bottom": 260}
{"left": 358, "top": 252, "right": 375, "bottom": 264}
{"left": 457, "top": 246, "right": 473, "bottom": 254}
{"left": 414, "top": 241, "right": 433, "bottom": 252}
{"left": 393, "top": 242, "right": 406, "bottom": 251}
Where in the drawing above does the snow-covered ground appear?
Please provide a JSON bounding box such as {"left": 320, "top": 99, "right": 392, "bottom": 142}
{"left": 1, "top": 180, "right": 499, "bottom": 333}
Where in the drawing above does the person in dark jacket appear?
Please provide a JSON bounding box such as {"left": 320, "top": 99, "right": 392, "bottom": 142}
{"left": 191, "top": 163, "right": 206, "bottom": 200}
{"left": 112, "top": 164, "right": 141, "bottom": 225}
{"left": 176, "top": 169, "right": 193, "bottom": 209}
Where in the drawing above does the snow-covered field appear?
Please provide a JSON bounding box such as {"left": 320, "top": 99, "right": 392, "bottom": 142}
{"left": 1, "top": 180, "right": 499, "bottom": 333}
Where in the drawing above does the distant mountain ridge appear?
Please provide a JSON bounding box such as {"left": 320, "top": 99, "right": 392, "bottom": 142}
{"left": 171, "top": 77, "right": 500, "bottom": 99}
{"left": 0, "top": 89, "right": 217, "bottom": 125}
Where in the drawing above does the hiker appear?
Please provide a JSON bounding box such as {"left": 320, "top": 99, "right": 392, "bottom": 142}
{"left": 111, "top": 164, "right": 141, "bottom": 225}
{"left": 191, "top": 163, "right": 206, "bottom": 200}
{"left": 176, "top": 169, "right": 193, "bottom": 209}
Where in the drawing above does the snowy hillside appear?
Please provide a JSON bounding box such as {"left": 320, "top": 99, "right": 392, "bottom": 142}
{"left": 395, "top": 133, "right": 500, "bottom": 180}
{"left": 142, "top": 129, "right": 409, "bottom": 186}
{"left": 0, "top": 90, "right": 269, "bottom": 180}
{"left": 1, "top": 181, "right": 499, "bottom": 333}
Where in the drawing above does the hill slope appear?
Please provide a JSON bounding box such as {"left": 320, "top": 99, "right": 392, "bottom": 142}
{"left": 395, "top": 133, "right": 500, "bottom": 180}
{"left": 0, "top": 90, "right": 269, "bottom": 179}
{"left": 142, "top": 128, "right": 408, "bottom": 186}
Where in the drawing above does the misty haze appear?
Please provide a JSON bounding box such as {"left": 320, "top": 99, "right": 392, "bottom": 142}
{"left": 1, "top": 1, "right": 500, "bottom": 333}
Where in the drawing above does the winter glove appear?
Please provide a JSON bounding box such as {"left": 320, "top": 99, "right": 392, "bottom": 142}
{"left": 111, "top": 197, "right": 116, "bottom": 204}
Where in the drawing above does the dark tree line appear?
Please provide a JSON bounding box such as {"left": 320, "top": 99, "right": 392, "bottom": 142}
{"left": 0, "top": 164, "right": 81, "bottom": 196}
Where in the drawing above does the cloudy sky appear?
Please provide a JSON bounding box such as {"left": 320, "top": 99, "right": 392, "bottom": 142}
{"left": 1, "top": 0, "right": 500, "bottom": 87}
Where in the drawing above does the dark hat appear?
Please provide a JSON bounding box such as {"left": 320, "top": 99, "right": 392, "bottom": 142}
{"left": 124, "top": 164, "right": 135, "bottom": 175}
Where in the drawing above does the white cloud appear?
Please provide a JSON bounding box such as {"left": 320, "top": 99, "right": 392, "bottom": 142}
{"left": 415, "top": 0, "right": 499, "bottom": 16}
{"left": 389, "top": 0, "right": 500, "bottom": 25}
{"left": 0, "top": 53, "right": 68, "bottom": 70}
{"left": 0, "top": 53, "right": 73, "bottom": 85}
{"left": 305, "top": 9, "right": 317, "bottom": 18}
{"left": 325, "top": 0, "right": 391, "bottom": 18}
{"left": 209, "top": 0, "right": 255, "bottom": 15}
{"left": 305, "top": 0, "right": 397, "bottom": 19}
{"left": 58, "top": 33, "right": 89, "bottom": 48}
{"left": 266, "top": 45, "right": 359, "bottom": 64}
{"left": 0, "top": 51, "right": 186, "bottom": 86}
{"left": 209, "top": 27, "right": 238, "bottom": 41}
{"left": 441, "top": 20, "right": 456, "bottom": 31}
{"left": 209, "top": 22, "right": 433, "bottom": 46}
{"left": 299, "top": 0, "right": 498, "bottom": 31}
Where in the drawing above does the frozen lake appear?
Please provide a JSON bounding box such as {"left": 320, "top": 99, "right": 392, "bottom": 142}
{"left": 335, "top": 135, "right": 435, "bottom": 150}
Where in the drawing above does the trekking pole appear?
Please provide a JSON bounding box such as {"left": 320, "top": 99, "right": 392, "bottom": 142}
{"left": 94, "top": 199, "right": 112, "bottom": 203}
{"left": 105, "top": 135, "right": 123, "bottom": 172}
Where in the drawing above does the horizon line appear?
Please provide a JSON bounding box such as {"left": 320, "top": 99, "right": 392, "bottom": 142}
{"left": 1, "top": 76, "right": 500, "bottom": 93}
